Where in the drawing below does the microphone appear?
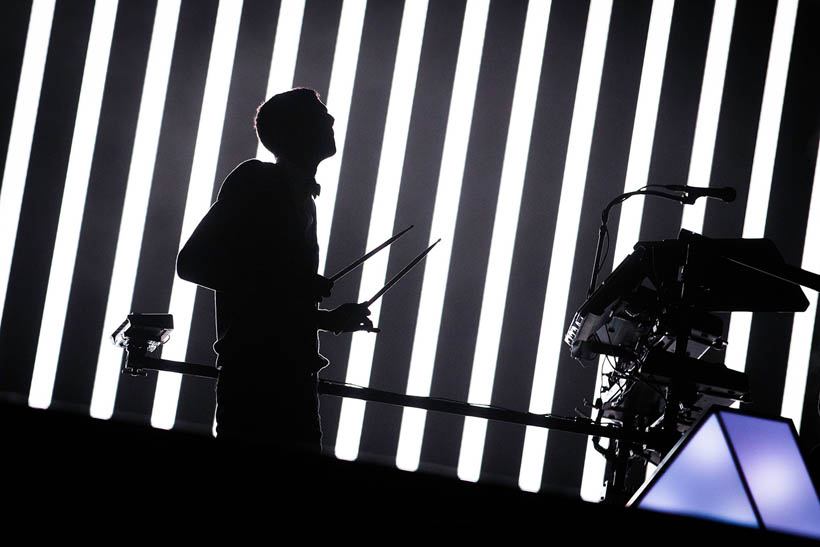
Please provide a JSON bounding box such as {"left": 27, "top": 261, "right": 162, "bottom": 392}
{"left": 663, "top": 185, "right": 736, "bottom": 203}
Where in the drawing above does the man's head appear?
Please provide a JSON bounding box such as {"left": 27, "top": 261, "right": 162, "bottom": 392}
{"left": 255, "top": 88, "right": 336, "bottom": 167}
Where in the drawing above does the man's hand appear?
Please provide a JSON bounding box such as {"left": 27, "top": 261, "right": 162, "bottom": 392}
{"left": 322, "top": 303, "right": 379, "bottom": 334}
{"left": 313, "top": 274, "right": 334, "bottom": 302}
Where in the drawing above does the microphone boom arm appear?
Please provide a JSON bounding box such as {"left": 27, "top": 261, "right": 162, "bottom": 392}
{"left": 587, "top": 187, "right": 718, "bottom": 297}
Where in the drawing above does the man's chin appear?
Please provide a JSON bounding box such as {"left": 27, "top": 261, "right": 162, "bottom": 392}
{"left": 313, "top": 140, "right": 335, "bottom": 162}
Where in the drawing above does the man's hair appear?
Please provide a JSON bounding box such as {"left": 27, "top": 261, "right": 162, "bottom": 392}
{"left": 254, "top": 87, "right": 320, "bottom": 158}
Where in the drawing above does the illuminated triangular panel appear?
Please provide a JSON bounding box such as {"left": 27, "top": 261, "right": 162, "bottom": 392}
{"left": 720, "top": 411, "right": 820, "bottom": 538}
{"left": 630, "top": 407, "right": 820, "bottom": 540}
{"left": 634, "top": 414, "right": 758, "bottom": 527}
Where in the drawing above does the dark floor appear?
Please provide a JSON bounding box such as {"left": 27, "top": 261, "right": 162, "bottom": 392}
{"left": 1, "top": 397, "right": 817, "bottom": 544}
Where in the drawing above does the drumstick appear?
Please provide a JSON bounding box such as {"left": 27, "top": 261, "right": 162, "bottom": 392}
{"left": 365, "top": 239, "right": 441, "bottom": 306}
{"left": 329, "top": 225, "right": 414, "bottom": 282}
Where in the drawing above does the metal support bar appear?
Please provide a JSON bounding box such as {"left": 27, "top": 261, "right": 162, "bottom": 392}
{"left": 127, "top": 352, "right": 219, "bottom": 379}
{"left": 123, "top": 352, "right": 655, "bottom": 444}
{"left": 316, "top": 380, "right": 654, "bottom": 444}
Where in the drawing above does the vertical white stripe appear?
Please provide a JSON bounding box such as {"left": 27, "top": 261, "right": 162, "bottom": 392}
{"left": 610, "top": 0, "right": 674, "bottom": 267}
{"left": 0, "top": 0, "right": 55, "bottom": 328}
{"left": 680, "top": 0, "right": 736, "bottom": 233}
{"left": 316, "top": 0, "right": 368, "bottom": 273}
{"left": 580, "top": 0, "right": 674, "bottom": 502}
{"left": 724, "top": 0, "right": 798, "bottom": 373}
{"left": 395, "top": 0, "right": 490, "bottom": 473}
{"left": 28, "top": 0, "right": 119, "bottom": 409}
{"left": 150, "top": 0, "right": 244, "bottom": 430}
{"left": 518, "top": 0, "right": 612, "bottom": 493}
{"left": 781, "top": 140, "right": 820, "bottom": 430}
{"left": 256, "top": 0, "right": 306, "bottom": 162}
{"left": 89, "top": 0, "right": 181, "bottom": 420}
{"left": 455, "top": 0, "right": 552, "bottom": 483}
{"left": 334, "top": 0, "right": 429, "bottom": 461}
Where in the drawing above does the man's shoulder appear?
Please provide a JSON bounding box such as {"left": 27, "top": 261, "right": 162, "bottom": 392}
{"left": 216, "top": 159, "right": 287, "bottom": 202}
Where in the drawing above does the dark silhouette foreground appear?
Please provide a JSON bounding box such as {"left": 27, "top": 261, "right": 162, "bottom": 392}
{"left": 177, "top": 88, "right": 375, "bottom": 452}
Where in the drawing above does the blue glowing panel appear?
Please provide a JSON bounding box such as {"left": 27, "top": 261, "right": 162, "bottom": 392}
{"left": 636, "top": 414, "right": 759, "bottom": 527}
{"left": 721, "top": 412, "right": 820, "bottom": 539}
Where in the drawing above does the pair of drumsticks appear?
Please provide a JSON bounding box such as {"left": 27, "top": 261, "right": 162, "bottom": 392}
{"left": 328, "top": 225, "right": 440, "bottom": 307}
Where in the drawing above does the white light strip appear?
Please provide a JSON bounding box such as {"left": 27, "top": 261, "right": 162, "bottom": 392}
{"left": 456, "top": 0, "right": 552, "bottom": 483}
{"left": 256, "top": 0, "right": 305, "bottom": 163}
{"left": 150, "top": 0, "right": 244, "bottom": 430}
{"left": 680, "top": 0, "right": 736, "bottom": 234}
{"left": 610, "top": 0, "right": 674, "bottom": 267}
{"left": 724, "top": 0, "right": 798, "bottom": 373}
{"left": 0, "top": 0, "right": 55, "bottom": 328}
{"left": 580, "top": 0, "right": 676, "bottom": 502}
{"left": 89, "top": 0, "right": 181, "bottom": 419}
{"left": 781, "top": 139, "right": 820, "bottom": 430}
{"left": 518, "top": 0, "right": 613, "bottom": 493}
{"left": 316, "top": 0, "right": 367, "bottom": 273}
{"left": 28, "top": 0, "right": 119, "bottom": 409}
{"left": 334, "top": 0, "right": 429, "bottom": 461}
{"left": 394, "top": 0, "right": 490, "bottom": 473}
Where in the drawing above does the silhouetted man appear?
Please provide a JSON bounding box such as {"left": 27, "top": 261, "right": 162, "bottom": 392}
{"left": 176, "top": 88, "right": 375, "bottom": 452}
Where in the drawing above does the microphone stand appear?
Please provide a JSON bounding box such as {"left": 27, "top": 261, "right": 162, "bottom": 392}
{"left": 587, "top": 188, "right": 690, "bottom": 298}
{"left": 585, "top": 187, "right": 691, "bottom": 504}
{"left": 584, "top": 185, "right": 735, "bottom": 504}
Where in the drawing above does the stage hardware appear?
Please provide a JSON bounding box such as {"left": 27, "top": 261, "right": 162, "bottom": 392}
{"left": 568, "top": 223, "right": 819, "bottom": 503}
{"left": 113, "top": 312, "right": 657, "bottom": 445}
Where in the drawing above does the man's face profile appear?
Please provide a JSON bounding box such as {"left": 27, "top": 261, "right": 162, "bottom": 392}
{"left": 293, "top": 94, "right": 336, "bottom": 164}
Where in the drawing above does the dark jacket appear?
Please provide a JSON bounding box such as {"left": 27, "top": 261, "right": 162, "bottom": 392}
{"left": 177, "top": 159, "right": 327, "bottom": 375}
